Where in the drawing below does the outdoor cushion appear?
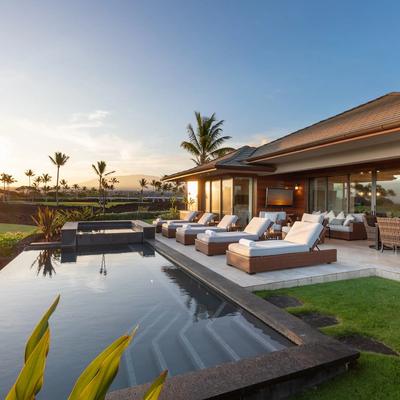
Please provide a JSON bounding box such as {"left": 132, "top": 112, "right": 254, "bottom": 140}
{"left": 197, "top": 231, "right": 259, "bottom": 243}
{"left": 284, "top": 221, "right": 323, "bottom": 248}
{"left": 153, "top": 210, "right": 197, "bottom": 225}
{"left": 302, "top": 213, "right": 324, "bottom": 224}
{"left": 228, "top": 240, "right": 309, "bottom": 257}
{"left": 197, "top": 213, "right": 215, "bottom": 225}
{"left": 337, "top": 211, "right": 345, "bottom": 219}
{"left": 243, "top": 217, "right": 272, "bottom": 237}
{"left": 259, "top": 211, "right": 286, "bottom": 222}
{"left": 176, "top": 226, "right": 226, "bottom": 235}
{"left": 328, "top": 225, "right": 352, "bottom": 232}
{"left": 326, "top": 210, "right": 336, "bottom": 222}
{"left": 312, "top": 211, "right": 321, "bottom": 215}
{"left": 343, "top": 214, "right": 356, "bottom": 227}
{"left": 217, "top": 214, "right": 238, "bottom": 229}
{"left": 352, "top": 213, "right": 365, "bottom": 223}
{"left": 330, "top": 218, "right": 345, "bottom": 225}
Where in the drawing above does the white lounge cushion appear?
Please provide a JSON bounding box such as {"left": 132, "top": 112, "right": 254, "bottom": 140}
{"left": 197, "top": 231, "right": 259, "bottom": 243}
{"left": 243, "top": 217, "right": 272, "bottom": 237}
{"left": 217, "top": 215, "right": 238, "bottom": 229}
{"left": 282, "top": 226, "right": 291, "bottom": 234}
{"left": 228, "top": 241, "right": 309, "bottom": 257}
{"left": 343, "top": 214, "right": 355, "bottom": 227}
{"left": 272, "top": 223, "right": 282, "bottom": 231}
{"left": 238, "top": 239, "right": 257, "bottom": 247}
{"left": 197, "top": 213, "right": 214, "bottom": 225}
{"left": 284, "top": 221, "right": 323, "bottom": 248}
{"left": 302, "top": 213, "right": 324, "bottom": 224}
{"left": 328, "top": 225, "right": 352, "bottom": 232}
{"left": 176, "top": 226, "right": 226, "bottom": 235}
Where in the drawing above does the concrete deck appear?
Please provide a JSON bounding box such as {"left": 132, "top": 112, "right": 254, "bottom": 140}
{"left": 155, "top": 234, "right": 400, "bottom": 291}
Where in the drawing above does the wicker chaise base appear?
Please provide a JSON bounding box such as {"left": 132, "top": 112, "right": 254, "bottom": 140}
{"left": 176, "top": 231, "right": 196, "bottom": 245}
{"left": 226, "top": 249, "right": 337, "bottom": 274}
{"left": 162, "top": 226, "right": 177, "bottom": 238}
{"left": 195, "top": 239, "right": 232, "bottom": 255}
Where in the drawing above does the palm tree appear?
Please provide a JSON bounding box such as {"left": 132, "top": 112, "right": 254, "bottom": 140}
{"left": 138, "top": 178, "right": 148, "bottom": 201}
{"left": 59, "top": 179, "right": 68, "bottom": 194}
{"left": 4, "top": 174, "right": 17, "bottom": 201}
{"left": 49, "top": 152, "right": 69, "bottom": 207}
{"left": 0, "top": 173, "right": 7, "bottom": 202}
{"left": 150, "top": 179, "right": 160, "bottom": 193}
{"left": 72, "top": 183, "right": 80, "bottom": 195}
{"left": 92, "top": 161, "right": 115, "bottom": 212}
{"left": 181, "top": 112, "right": 234, "bottom": 165}
{"left": 25, "top": 169, "right": 35, "bottom": 200}
{"left": 41, "top": 173, "right": 52, "bottom": 202}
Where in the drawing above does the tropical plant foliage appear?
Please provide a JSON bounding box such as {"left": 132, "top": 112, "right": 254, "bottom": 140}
{"left": 49, "top": 152, "right": 70, "bottom": 206}
{"left": 32, "top": 207, "right": 63, "bottom": 241}
{"left": 0, "top": 232, "right": 26, "bottom": 257}
{"left": 6, "top": 296, "right": 167, "bottom": 400}
{"left": 180, "top": 111, "right": 234, "bottom": 165}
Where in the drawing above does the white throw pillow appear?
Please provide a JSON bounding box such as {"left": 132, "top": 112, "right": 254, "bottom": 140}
{"left": 337, "top": 211, "right": 345, "bottom": 219}
{"left": 326, "top": 210, "right": 336, "bottom": 222}
{"left": 343, "top": 214, "right": 355, "bottom": 227}
{"left": 239, "top": 239, "right": 256, "bottom": 247}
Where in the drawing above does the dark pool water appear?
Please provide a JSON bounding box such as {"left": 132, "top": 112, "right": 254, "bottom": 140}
{"left": 0, "top": 244, "right": 292, "bottom": 399}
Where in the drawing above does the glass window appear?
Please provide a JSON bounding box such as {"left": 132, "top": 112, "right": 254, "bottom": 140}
{"left": 204, "top": 181, "right": 210, "bottom": 212}
{"left": 309, "top": 177, "right": 327, "bottom": 212}
{"left": 211, "top": 180, "right": 221, "bottom": 215}
{"left": 350, "top": 171, "right": 372, "bottom": 214}
{"left": 327, "top": 176, "right": 348, "bottom": 213}
{"left": 222, "top": 179, "right": 233, "bottom": 216}
{"left": 186, "top": 181, "right": 198, "bottom": 211}
{"left": 233, "top": 178, "right": 252, "bottom": 227}
{"left": 376, "top": 169, "right": 400, "bottom": 217}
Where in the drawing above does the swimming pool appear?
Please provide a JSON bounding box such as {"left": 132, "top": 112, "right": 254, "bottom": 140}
{"left": 0, "top": 244, "right": 292, "bottom": 399}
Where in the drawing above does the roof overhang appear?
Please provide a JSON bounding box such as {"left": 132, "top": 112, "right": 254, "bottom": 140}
{"left": 247, "top": 122, "right": 400, "bottom": 164}
{"left": 163, "top": 165, "right": 276, "bottom": 182}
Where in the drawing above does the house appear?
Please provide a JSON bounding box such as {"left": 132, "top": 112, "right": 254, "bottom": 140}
{"left": 163, "top": 93, "right": 400, "bottom": 229}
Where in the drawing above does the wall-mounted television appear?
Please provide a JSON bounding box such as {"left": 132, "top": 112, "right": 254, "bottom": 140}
{"left": 266, "top": 188, "right": 293, "bottom": 206}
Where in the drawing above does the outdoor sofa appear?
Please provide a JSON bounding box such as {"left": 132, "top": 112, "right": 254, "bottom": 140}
{"left": 313, "top": 211, "right": 367, "bottom": 240}
{"left": 162, "top": 212, "right": 215, "bottom": 238}
{"left": 175, "top": 214, "right": 238, "bottom": 245}
{"left": 194, "top": 217, "right": 273, "bottom": 256}
{"left": 226, "top": 221, "right": 337, "bottom": 274}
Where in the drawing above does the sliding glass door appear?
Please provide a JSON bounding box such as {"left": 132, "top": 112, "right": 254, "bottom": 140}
{"left": 233, "top": 178, "right": 252, "bottom": 227}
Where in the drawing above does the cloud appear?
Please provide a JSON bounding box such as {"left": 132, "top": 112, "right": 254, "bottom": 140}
{"left": 0, "top": 110, "right": 192, "bottom": 183}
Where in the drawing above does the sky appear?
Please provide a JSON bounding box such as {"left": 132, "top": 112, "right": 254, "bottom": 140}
{"left": 1, "top": 0, "right": 400, "bottom": 185}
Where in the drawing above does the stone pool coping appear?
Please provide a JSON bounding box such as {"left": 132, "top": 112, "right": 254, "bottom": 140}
{"left": 107, "top": 239, "right": 359, "bottom": 400}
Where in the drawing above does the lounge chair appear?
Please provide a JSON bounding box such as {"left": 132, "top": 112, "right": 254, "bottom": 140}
{"left": 194, "top": 217, "right": 273, "bottom": 256}
{"left": 153, "top": 211, "right": 198, "bottom": 233}
{"left": 176, "top": 215, "right": 238, "bottom": 245}
{"left": 162, "top": 212, "right": 215, "bottom": 238}
{"left": 226, "top": 221, "right": 337, "bottom": 274}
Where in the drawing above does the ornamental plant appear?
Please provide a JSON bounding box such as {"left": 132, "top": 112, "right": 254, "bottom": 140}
{"left": 6, "top": 296, "right": 167, "bottom": 400}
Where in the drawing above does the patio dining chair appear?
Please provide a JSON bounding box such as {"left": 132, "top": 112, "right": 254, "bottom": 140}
{"left": 376, "top": 217, "right": 400, "bottom": 253}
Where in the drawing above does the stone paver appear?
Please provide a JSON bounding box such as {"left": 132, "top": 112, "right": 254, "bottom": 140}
{"left": 155, "top": 235, "right": 400, "bottom": 290}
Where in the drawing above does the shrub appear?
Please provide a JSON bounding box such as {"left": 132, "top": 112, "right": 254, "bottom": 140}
{"left": 0, "top": 232, "right": 25, "bottom": 257}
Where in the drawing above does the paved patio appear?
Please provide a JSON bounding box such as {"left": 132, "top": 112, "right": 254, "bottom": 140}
{"left": 155, "top": 234, "right": 400, "bottom": 291}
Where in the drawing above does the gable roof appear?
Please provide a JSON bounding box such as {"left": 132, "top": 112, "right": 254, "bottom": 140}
{"left": 248, "top": 92, "right": 400, "bottom": 162}
{"left": 163, "top": 146, "right": 275, "bottom": 181}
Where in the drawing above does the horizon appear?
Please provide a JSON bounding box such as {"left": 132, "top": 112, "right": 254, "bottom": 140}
{"left": 2, "top": 1, "right": 400, "bottom": 184}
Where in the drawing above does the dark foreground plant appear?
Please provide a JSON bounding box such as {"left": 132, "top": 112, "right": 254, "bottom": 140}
{"left": 6, "top": 296, "right": 167, "bottom": 400}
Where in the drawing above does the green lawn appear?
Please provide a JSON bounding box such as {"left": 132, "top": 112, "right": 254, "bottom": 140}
{"left": 255, "top": 277, "right": 400, "bottom": 400}
{"left": 0, "top": 223, "right": 37, "bottom": 234}
{"left": 35, "top": 201, "right": 136, "bottom": 208}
